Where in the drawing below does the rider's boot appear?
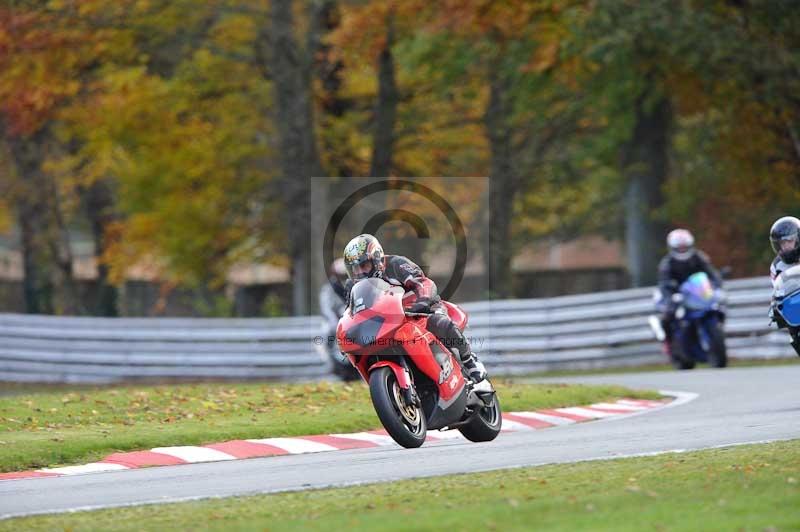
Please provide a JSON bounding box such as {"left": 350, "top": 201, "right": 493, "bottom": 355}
{"left": 449, "top": 325, "right": 487, "bottom": 382}
{"left": 460, "top": 350, "right": 487, "bottom": 383}
{"left": 428, "top": 311, "right": 487, "bottom": 382}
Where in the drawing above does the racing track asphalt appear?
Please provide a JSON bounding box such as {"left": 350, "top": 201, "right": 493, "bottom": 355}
{"left": 1, "top": 364, "right": 798, "bottom": 518}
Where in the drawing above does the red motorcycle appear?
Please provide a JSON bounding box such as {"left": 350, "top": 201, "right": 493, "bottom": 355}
{"left": 336, "top": 277, "right": 502, "bottom": 448}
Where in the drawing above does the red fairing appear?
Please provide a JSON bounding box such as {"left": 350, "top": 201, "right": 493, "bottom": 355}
{"left": 406, "top": 277, "right": 437, "bottom": 299}
{"left": 442, "top": 301, "right": 468, "bottom": 330}
{"left": 336, "top": 288, "right": 405, "bottom": 354}
{"left": 393, "top": 321, "right": 465, "bottom": 403}
{"left": 369, "top": 360, "right": 412, "bottom": 388}
{"left": 336, "top": 278, "right": 467, "bottom": 406}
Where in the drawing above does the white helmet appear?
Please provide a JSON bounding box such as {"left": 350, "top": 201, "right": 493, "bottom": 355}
{"left": 667, "top": 229, "right": 695, "bottom": 261}
{"left": 331, "top": 258, "right": 347, "bottom": 278}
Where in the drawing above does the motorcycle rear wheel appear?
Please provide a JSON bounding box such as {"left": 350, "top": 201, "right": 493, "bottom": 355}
{"left": 458, "top": 389, "right": 502, "bottom": 442}
{"left": 369, "top": 367, "right": 427, "bottom": 448}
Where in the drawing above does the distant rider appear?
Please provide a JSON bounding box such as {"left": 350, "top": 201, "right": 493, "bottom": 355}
{"left": 769, "top": 216, "right": 800, "bottom": 285}
{"left": 768, "top": 216, "right": 800, "bottom": 356}
{"left": 656, "top": 229, "right": 723, "bottom": 355}
{"left": 319, "top": 258, "right": 358, "bottom": 379}
{"left": 341, "top": 234, "right": 487, "bottom": 382}
{"left": 320, "top": 258, "right": 348, "bottom": 330}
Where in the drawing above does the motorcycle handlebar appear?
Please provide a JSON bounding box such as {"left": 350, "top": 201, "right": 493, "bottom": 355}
{"left": 404, "top": 311, "right": 432, "bottom": 317}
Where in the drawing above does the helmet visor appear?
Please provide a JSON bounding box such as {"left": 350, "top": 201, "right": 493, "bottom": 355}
{"left": 669, "top": 244, "right": 695, "bottom": 260}
{"left": 772, "top": 233, "right": 799, "bottom": 256}
{"left": 346, "top": 259, "right": 374, "bottom": 280}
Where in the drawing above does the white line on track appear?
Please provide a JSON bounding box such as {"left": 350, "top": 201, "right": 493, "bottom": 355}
{"left": 149, "top": 447, "right": 237, "bottom": 463}
{"left": 510, "top": 412, "right": 576, "bottom": 426}
{"left": 500, "top": 419, "right": 535, "bottom": 431}
{"left": 37, "top": 463, "right": 130, "bottom": 476}
{"left": 553, "top": 407, "right": 618, "bottom": 418}
{"left": 246, "top": 438, "right": 338, "bottom": 454}
{"left": 589, "top": 402, "right": 648, "bottom": 411}
{"left": 329, "top": 432, "right": 397, "bottom": 446}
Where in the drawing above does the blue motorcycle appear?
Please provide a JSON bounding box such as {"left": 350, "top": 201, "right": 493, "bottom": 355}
{"left": 650, "top": 272, "right": 727, "bottom": 370}
{"left": 769, "top": 264, "right": 800, "bottom": 357}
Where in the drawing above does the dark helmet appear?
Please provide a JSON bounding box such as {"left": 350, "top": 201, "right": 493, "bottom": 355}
{"left": 667, "top": 228, "right": 695, "bottom": 261}
{"left": 770, "top": 216, "right": 800, "bottom": 264}
{"left": 343, "top": 234, "right": 385, "bottom": 281}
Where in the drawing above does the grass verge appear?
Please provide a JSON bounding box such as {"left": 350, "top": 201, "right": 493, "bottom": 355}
{"left": 4, "top": 439, "right": 798, "bottom": 531}
{"left": 0, "top": 380, "right": 659, "bottom": 473}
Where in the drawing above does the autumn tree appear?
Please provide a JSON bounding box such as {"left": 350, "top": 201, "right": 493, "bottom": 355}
{"left": 0, "top": 1, "right": 136, "bottom": 313}
{"left": 568, "top": 0, "right": 800, "bottom": 280}
{"left": 661, "top": 0, "right": 800, "bottom": 274}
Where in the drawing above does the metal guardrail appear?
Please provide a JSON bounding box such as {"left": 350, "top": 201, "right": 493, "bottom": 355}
{"left": 0, "top": 277, "right": 792, "bottom": 383}
{"left": 463, "top": 276, "right": 793, "bottom": 373}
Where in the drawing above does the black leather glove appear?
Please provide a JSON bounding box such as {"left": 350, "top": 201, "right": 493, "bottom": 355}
{"left": 408, "top": 297, "right": 433, "bottom": 314}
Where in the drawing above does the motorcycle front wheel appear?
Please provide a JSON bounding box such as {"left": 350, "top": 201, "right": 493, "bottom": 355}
{"left": 669, "top": 335, "right": 695, "bottom": 370}
{"left": 369, "top": 367, "right": 427, "bottom": 448}
{"left": 708, "top": 321, "right": 727, "bottom": 368}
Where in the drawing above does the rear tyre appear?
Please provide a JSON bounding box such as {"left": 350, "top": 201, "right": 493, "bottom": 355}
{"left": 708, "top": 321, "right": 727, "bottom": 368}
{"left": 369, "top": 367, "right": 426, "bottom": 448}
{"left": 458, "top": 389, "right": 502, "bottom": 442}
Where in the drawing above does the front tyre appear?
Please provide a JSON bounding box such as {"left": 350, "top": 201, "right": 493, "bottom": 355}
{"left": 669, "top": 336, "right": 695, "bottom": 370}
{"left": 708, "top": 321, "right": 727, "bottom": 368}
{"left": 458, "top": 389, "right": 502, "bottom": 442}
{"left": 789, "top": 328, "right": 800, "bottom": 357}
{"left": 369, "top": 367, "right": 426, "bottom": 448}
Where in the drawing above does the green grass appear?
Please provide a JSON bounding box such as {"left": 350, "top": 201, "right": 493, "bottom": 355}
{"left": 4, "top": 440, "right": 798, "bottom": 531}
{"left": 0, "top": 380, "right": 659, "bottom": 473}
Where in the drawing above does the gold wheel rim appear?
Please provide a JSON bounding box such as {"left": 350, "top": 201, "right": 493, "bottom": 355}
{"left": 392, "top": 380, "right": 420, "bottom": 427}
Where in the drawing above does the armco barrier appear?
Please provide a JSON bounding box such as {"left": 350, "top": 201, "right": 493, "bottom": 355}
{"left": 0, "top": 277, "right": 792, "bottom": 383}
{"left": 462, "top": 276, "right": 792, "bottom": 374}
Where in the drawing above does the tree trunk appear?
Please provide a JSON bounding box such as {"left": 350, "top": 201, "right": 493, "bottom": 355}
{"left": 622, "top": 94, "right": 672, "bottom": 287}
{"left": 46, "top": 170, "right": 80, "bottom": 314}
{"left": 260, "top": 0, "right": 324, "bottom": 315}
{"left": 6, "top": 129, "right": 79, "bottom": 314}
{"left": 369, "top": 10, "right": 397, "bottom": 179}
{"left": 84, "top": 178, "right": 119, "bottom": 316}
{"left": 17, "top": 194, "right": 52, "bottom": 314}
{"left": 314, "top": 1, "right": 354, "bottom": 178}
{"left": 483, "top": 60, "right": 516, "bottom": 299}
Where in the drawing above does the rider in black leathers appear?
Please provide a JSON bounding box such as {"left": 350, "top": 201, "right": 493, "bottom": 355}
{"left": 769, "top": 216, "right": 800, "bottom": 284}
{"left": 656, "top": 229, "right": 723, "bottom": 355}
{"left": 768, "top": 216, "right": 800, "bottom": 356}
{"left": 341, "top": 234, "right": 487, "bottom": 382}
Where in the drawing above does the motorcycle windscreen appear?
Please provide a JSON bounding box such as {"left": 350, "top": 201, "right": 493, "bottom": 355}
{"left": 680, "top": 272, "right": 715, "bottom": 310}
{"left": 774, "top": 264, "right": 800, "bottom": 299}
{"left": 778, "top": 291, "right": 800, "bottom": 327}
{"left": 341, "top": 278, "right": 405, "bottom": 348}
